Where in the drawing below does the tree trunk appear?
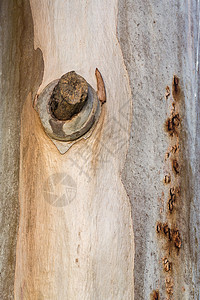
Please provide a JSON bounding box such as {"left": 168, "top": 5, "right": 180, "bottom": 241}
{"left": 0, "top": 1, "right": 199, "bottom": 299}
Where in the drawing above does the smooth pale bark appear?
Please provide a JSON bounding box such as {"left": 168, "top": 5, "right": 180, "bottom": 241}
{"left": 0, "top": 1, "right": 199, "bottom": 300}
{"left": 14, "top": 1, "right": 134, "bottom": 299}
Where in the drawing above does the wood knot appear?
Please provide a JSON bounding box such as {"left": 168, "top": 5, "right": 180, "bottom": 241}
{"left": 49, "top": 71, "right": 88, "bottom": 120}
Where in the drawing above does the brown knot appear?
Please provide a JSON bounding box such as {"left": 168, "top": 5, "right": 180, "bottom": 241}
{"left": 49, "top": 71, "right": 88, "bottom": 120}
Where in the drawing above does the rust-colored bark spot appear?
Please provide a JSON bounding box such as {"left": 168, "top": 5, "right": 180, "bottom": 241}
{"left": 165, "top": 276, "right": 174, "bottom": 295}
{"left": 165, "top": 151, "right": 170, "bottom": 160}
{"left": 165, "top": 113, "right": 180, "bottom": 136}
{"left": 171, "top": 144, "right": 179, "bottom": 154}
{"left": 157, "top": 76, "right": 182, "bottom": 298}
{"left": 156, "top": 222, "right": 182, "bottom": 249}
{"left": 164, "top": 174, "right": 171, "bottom": 184}
{"left": 165, "top": 144, "right": 180, "bottom": 160}
{"left": 172, "top": 159, "right": 180, "bottom": 174}
{"left": 168, "top": 186, "right": 180, "bottom": 213}
{"left": 163, "top": 257, "right": 172, "bottom": 272}
{"left": 171, "top": 186, "right": 180, "bottom": 197}
{"left": 163, "top": 223, "right": 170, "bottom": 238}
{"left": 151, "top": 290, "right": 160, "bottom": 300}
{"left": 168, "top": 199, "right": 174, "bottom": 212}
{"left": 156, "top": 222, "right": 171, "bottom": 240}
{"left": 172, "top": 229, "right": 182, "bottom": 249}
{"left": 172, "top": 75, "right": 181, "bottom": 101}
{"left": 156, "top": 222, "right": 162, "bottom": 233}
{"left": 165, "top": 86, "right": 170, "bottom": 100}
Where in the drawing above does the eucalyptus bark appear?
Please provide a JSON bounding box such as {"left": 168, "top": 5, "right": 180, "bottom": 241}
{"left": 0, "top": 1, "right": 199, "bottom": 299}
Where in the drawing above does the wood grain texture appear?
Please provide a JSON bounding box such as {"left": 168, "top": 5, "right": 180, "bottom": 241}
{"left": 14, "top": 1, "right": 134, "bottom": 299}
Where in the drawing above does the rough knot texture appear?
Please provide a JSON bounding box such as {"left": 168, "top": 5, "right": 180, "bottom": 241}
{"left": 49, "top": 71, "right": 88, "bottom": 120}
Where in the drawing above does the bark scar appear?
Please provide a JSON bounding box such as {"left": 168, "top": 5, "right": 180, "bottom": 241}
{"left": 95, "top": 68, "right": 106, "bottom": 104}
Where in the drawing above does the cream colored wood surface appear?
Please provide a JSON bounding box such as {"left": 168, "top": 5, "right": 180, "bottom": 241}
{"left": 14, "top": 1, "right": 134, "bottom": 299}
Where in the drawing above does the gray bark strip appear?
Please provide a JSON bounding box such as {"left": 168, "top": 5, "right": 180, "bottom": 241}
{"left": 118, "top": 1, "right": 200, "bottom": 299}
